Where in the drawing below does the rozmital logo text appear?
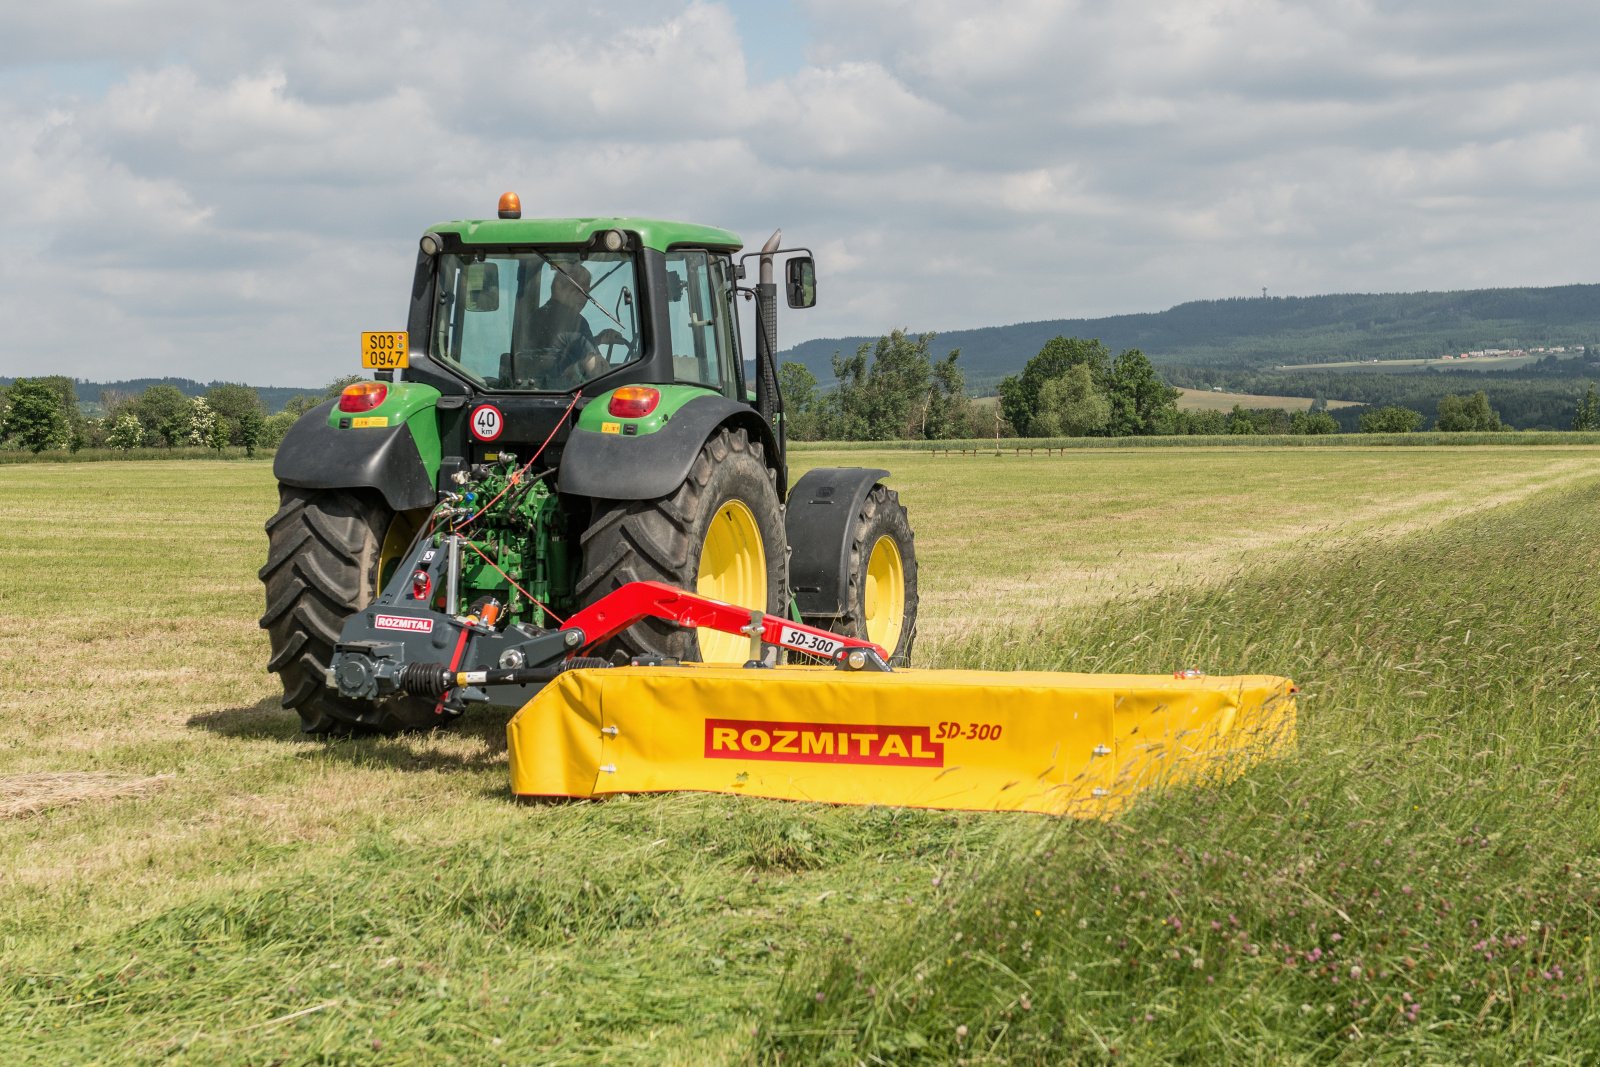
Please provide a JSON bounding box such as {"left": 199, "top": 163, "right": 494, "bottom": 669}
{"left": 703, "top": 718, "right": 944, "bottom": 768}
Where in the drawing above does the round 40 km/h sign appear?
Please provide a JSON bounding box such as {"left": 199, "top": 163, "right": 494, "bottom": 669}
{"left": 470, "top": 404, "right": 504, "bottom": 442}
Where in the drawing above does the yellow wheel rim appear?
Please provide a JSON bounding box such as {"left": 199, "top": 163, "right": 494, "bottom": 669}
{"left": 376, "top": 510, "right": 427, "bottom": 597}
{"left": 864, "top": 534, "right": 906, "bottom": 656}
{"left": 696, "top": 499, "right": 766, "bottom": 663}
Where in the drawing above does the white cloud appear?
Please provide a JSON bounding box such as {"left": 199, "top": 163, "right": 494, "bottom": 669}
{"left": 0, "top": 0, "right": 1597, "bottom": 385}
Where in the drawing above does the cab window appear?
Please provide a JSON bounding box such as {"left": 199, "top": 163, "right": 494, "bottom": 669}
{"left": 664, "top": 250, "right": 737, "bottom": 397}
{"left": 431, "top": 250, "right": 639, "bottom": 391}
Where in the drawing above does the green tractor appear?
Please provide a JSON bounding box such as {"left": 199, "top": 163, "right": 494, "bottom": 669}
{"left": 260, "top": 195, "right": 918, "bottom": 732}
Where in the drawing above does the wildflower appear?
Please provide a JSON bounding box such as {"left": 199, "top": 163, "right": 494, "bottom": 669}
{"left": 1350, "top": 965, "right": 1362, "bottom": 979}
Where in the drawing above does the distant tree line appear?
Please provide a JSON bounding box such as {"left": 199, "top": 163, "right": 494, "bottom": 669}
{"left": 0, "top": 377, "right": 347, "bottom": 455}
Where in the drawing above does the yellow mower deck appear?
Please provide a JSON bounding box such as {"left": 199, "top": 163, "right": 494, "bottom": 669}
{"left": 507, "top": 665, "right": 1295, "bottom": 816}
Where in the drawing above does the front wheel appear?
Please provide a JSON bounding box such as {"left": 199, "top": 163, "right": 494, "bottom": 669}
{"left": 576, "top": 427, "right": 787, "bottom": 663}
{"left": 258, "top": 486, "right": 439, "bottom": 733}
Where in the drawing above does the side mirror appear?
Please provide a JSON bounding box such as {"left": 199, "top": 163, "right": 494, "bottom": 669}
{"left": 785, "top": 256, "right": 816, "bottom": 309}
{"left": 465, "top": 262, "right": 500, "bottom": 312}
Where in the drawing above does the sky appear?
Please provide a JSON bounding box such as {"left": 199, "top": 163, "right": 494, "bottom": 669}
{"left": 1, "top": 0, "right": 1596, "bottom": 387}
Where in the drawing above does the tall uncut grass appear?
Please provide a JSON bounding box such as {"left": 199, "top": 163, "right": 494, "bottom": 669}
{"left": 761, "top": 481, "right": 1600, "bottom": 1061}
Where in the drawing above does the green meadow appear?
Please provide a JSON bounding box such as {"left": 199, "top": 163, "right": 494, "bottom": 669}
{"left": 1, "top": 445, "right": 1596, "bottom": 1063}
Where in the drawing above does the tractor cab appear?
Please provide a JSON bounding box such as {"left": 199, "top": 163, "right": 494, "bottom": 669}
{"left": 389, "top": 203, "right": 803, "bottom": 485}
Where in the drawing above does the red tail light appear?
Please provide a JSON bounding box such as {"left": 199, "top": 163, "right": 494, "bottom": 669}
{"left": 411, "top": 570, "right": 432, "bottom": 601}
{"left": 608, "top": 386, "right": 660, "bottom": 419}
{"left": 339, "top": 381, "right": 388, "bottom": 413}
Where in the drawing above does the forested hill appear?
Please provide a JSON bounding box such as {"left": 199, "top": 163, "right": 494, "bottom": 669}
{"left": 782, "top": 284, "right": 1600, "bottom": 385}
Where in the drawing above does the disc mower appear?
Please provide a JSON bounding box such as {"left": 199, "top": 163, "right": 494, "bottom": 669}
{"left": 260, "top": 196, "right": 1294, "bottom": 815}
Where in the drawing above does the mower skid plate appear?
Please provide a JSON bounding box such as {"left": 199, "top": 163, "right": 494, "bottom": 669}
{"left": 506, "top": 666, "right": 1296, "bottom": 816}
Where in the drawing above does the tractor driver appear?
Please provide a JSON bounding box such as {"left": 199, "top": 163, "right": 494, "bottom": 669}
{"left": 512, "top": 261, "right": 607, "bottom": 389}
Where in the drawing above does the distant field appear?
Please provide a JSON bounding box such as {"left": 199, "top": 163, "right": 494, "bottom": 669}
{"left": 970, "top": 390, "right": 1361, "bottom": 414}
{"left": 3, "top": 451, "right": 1599, "bottom": 1061}
{"left": 1175, "top": 387, "right": 1362, "bottom": 412}
{"left": 1276, "top": 354, "right": 1542, "bottom": 373}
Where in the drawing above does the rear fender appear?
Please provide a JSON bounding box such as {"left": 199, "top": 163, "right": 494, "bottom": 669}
{"left": 273, "top": 388, "right": 442, "bottom": 512}
{"left": 559, "top": 392, "right": 784, "bottom": 500}
{"left": 784, "top": 466, "right": 890, "bottom": 618}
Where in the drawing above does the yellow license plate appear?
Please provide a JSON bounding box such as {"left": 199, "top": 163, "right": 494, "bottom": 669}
{"left": 361, "top": 331, "right": 409, "bottom": 369}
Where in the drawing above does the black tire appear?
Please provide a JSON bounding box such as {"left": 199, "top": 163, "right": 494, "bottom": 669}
{"left": 258, "top": 486, "right": 439, "bottom": 733}
{"left": 576, "top": 427, "right": 787, "bottom": 661}
{"left": 829, "top": 484, "right": 918, "bottom": 666}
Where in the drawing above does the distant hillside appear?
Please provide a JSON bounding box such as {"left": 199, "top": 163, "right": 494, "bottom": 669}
{"left": 0, "top": 376, "right": 321, "bottom": 415}
{"left": 782, "top": 284, "right": 1600, "bottom": 388}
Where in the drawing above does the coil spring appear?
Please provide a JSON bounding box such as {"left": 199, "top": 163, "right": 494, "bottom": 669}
{"left": 398, "top": 662, "right": 453, "bottom": 699}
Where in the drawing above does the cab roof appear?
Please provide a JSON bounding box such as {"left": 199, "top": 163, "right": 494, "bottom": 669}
{"left": 427, "top": 217, "right": 744, "bottom": 253}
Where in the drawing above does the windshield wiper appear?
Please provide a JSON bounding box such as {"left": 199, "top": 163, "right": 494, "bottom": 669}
{"left": 532, "top": 251, "right": 626, "bottom": 331}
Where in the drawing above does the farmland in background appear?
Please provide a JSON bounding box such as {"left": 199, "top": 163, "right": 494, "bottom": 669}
{"left": 2, "top": 449, "right": 1597, "bottom": 1062}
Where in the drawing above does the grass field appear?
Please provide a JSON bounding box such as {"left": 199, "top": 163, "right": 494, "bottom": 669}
{"left": 2, "top": 448, "right": 1598, "bottom": 1063}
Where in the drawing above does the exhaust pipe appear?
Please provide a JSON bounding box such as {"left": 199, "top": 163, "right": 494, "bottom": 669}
{"left": 754, "top": 230, "right": 782, "bottom": 441}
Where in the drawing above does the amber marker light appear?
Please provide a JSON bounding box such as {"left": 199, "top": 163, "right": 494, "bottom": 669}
{"left": 607, "top": 386, "right": 660, "bottom": 418}
{"left": 498, "top": 191, "right": 522, "bottom": 219}
{"left": 338, "top": 381, "right": 388, "bottom": 413}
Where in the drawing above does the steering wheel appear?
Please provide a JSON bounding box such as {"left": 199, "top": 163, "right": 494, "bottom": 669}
{"left": 511, "top": 332, "right": 606, "bottom": 387}
{"left": 594, "top": 328, "right": 636, "bottom": 364}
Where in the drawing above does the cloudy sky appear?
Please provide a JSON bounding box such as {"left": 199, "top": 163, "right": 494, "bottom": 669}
{"left": 2, "top": 0, "right": 1596, "bottom": 387}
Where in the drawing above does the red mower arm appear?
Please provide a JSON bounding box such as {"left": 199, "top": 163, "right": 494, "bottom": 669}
{"left": 563, "top": 581, "right": 891, "bottom": 666}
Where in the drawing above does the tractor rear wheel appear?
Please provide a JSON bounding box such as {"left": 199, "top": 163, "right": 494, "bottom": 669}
{"left": 576, "top": 426, "right": 787, "bottom": 663}
{"left": 258, "top": 486, "right": 438, "bottom": 733}
{"left": 831, "top": 485, "right": 918, "bottom": 665}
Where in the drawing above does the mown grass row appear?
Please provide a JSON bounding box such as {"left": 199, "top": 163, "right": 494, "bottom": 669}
{"left": 761, "top": 480, "right": 1600, "bottom": 1062}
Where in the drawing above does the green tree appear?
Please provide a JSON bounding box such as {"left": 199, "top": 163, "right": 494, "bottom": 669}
{"left": 1289, "top": 410, "right": 1339, "bottom": 435}
{"left": 1032, "top": 364, "right": 1110, "bottom": 437}
{"left": 1226, "top": 404, "right": 1257, "bottom": 435}
{"left": 238, "top": 409, "right": 265, "bottom": 457}
{"left": 830, "top": 330, "right": 956, "bottom": 440}
{"left": 261, "top": 410, "right": 299, "bottom": 448}
{"left": 205, "top": 383, "right": 264, "bottom": 445}
{"left": 106, "top": 412, "right": 146, "bottom": 451}
{"left": 921, "top": 350, "right": 970, "bottom": 440}
{"left": 1572, "top": 384, "right": 1600, "bottom": 431}
{"left": 778, "top": 361, "right": 823, "bottom": 441}
{"left": 998, "top": 337, "right": 1112, "bottom": 437}
{"left": 1358, "top": 405, "right": 1423, "bottom": 433}
{"left": 1, "top": 378, "right": 70, "bottom": 452}
{"left": 1435, "top": 391, "right": 1502, "bottom": 432}
{"left": 136, "top": 384, "right": 194, "bottom": 447}
{"left": 1106, "top": 349, "right": 1180, "bottom": 436}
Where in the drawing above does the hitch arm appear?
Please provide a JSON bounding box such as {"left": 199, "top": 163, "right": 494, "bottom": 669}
{"left": 565, "top": 581, "right": 892, "bottom": 669}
